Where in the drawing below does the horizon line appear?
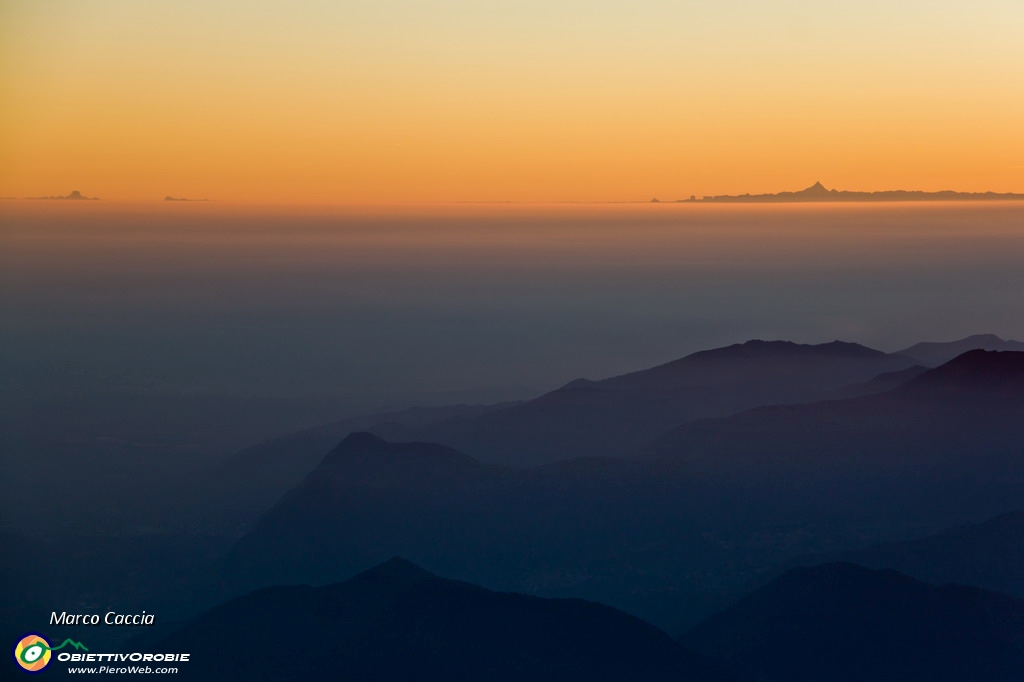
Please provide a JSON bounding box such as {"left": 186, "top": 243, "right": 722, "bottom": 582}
{"left": 4, "top": 181, "right": 1024, "bottom": 206}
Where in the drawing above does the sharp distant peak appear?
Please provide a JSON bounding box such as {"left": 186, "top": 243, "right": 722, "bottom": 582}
{"left": 804, "top": 181, "right": 829, "bottom": 192}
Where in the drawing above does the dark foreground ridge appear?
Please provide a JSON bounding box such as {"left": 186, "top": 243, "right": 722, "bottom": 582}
{"left": 148, "top": 558, "right": 745, "bottom": 682}
{"left": 683, "top": 562, "right": 1024, "bottom": 682}
{"left": 684, "top": 181, "right": 1024, "bottom": 202}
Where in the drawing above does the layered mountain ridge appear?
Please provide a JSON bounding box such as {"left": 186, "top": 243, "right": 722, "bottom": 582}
{"left": 226, "top": 349, "right": 1024, "bottom": 633}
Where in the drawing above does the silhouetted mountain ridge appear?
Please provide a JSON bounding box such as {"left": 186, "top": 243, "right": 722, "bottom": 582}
{"left": 683, "top": 562, "right": 1024, "bottom": 682}
{"left": 603, "top": 339, "right": 899, "bottom": 391}
{"left": 218, "top": 335, "right": 974, "bottom": 496}
{"left": 896, "top": 348, "right": 1024, "bottom": 396}
{"left": 689, "top": 182, "right": 1024, "bottom": 203}
{"left": 640, "top": 350, "right": 1024, "bottom": 531}
{"left": 228, "top": 349, "right": 1024, "bottom": 631}
{"left": 388, "top": 339, "right": 917, "bottom": 464}
{"left": 895, "top": 333, "right": 1024, "bottom": 366}
{"left": 152, "top": 558, "right": 745, "bottom": 681}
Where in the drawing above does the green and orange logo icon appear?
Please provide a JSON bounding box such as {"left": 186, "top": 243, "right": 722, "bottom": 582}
{"left": 13, "top": 634, "right": 88, "bottom": 673}
{"left": 14, "top": 634, "right": 51, "bottom": 672}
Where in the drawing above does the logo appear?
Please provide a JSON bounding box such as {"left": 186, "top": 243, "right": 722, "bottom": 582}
{"left": 13, "top": 634, "right": 88, "bottom": 673}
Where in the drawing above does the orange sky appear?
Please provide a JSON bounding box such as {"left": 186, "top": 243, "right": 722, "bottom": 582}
{"left": 2, "top": 1, "right": 1023, "bottom": 203}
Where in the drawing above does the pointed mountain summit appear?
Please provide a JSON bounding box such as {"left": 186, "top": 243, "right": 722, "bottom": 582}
{"left": 799, "top": 181, "right": 830, "bottom": 195}
{"left": 696, "top": 183, "right": 1024, "bottom": 202}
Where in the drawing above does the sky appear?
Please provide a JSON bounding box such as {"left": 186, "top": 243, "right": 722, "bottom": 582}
{"left": 2, "top": 0, "right": 1023, "bottom": 203}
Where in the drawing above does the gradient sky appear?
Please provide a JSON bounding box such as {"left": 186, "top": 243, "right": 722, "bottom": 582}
{"left": 2, "top": 0, "right": 1023, "bottom": 202}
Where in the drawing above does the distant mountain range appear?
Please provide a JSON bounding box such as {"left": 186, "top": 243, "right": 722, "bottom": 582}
{"left": 683, "top": 562, "right": 1024, "bottom": 682}
{"left": 685, "top": 181, "right": 1024, "bottom": 202}
{"left": 375, "top": 340, "right": 920, "bottom": 466}
{"left": 201, "top": 339, "right": 932, "bottom": 527}
{"left": 641, "top": 349, "right": 1024, "bottom": 529}
{"left": 149, "top": 558, "right": 745, "bottom": 682}
{"left": 217, "top": 334, "right": 1015, "bottom": 495}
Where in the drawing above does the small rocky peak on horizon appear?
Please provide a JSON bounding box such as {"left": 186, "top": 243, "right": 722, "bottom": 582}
{"left": 58, "top": 190, "right": 98, "bottom": 200}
